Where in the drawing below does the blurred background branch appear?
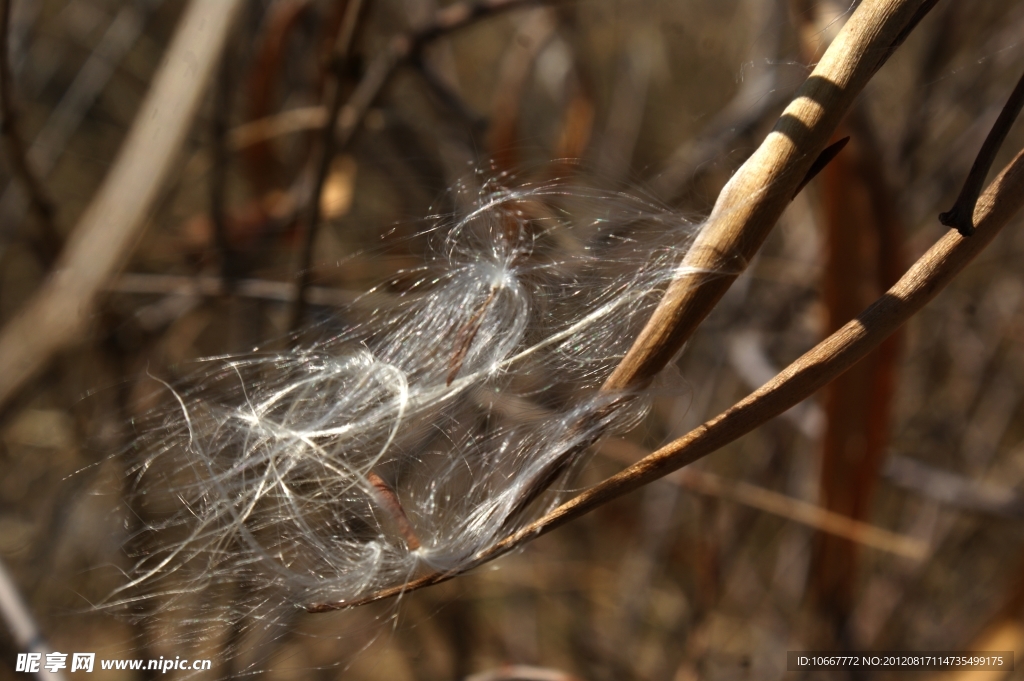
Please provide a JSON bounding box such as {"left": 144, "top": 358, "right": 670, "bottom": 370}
{"left": 0, "top": 0, "right": 244, "bottom": 413}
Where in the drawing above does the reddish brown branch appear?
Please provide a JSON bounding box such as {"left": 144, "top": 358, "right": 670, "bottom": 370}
{"left": 367, "top": 471, "right": 421, "bottom": 551}
{"left": 447, "top": 286, "right": 499, "bottom": 385}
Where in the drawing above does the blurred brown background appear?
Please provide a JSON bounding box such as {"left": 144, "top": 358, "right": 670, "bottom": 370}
{"left": 1, "top": 0, "right": 1024, "bottom": 679}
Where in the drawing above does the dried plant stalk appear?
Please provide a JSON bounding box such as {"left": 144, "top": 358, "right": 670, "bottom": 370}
{"left": 501, "top": 0, "right": 931, "bottom": 524}
{"left": 602, "top": 0, "right": 928, "bottom": 391}
{"left": 599, "top": 440, "right": 927, "bottom": 559}
{"left": 500, "top": 147, "right": 1024, "bottom": 576}
{"left": 0, "top": 0, "right": 245, "bottom": 412}
{"left": 310, "top": 145, "right": 1024, "bottom": 611}
{"left": 305, "top": 0, "right": 936, "bottom": 612}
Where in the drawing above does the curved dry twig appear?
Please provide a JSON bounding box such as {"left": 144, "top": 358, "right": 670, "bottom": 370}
{"left": 500, "top": 145, "right": 1024, "bottom": 575}
{"left": 0, "top": 0, "right": 245, "bottom": 413}
{"left": 602, "top": 0, "right": 931, "bottom": 392}
{"left": 940, "top": 67, "right": 1024, "bottom": 236}
{"left": 307, "top": 140, "right": 1024, "bottom": 611}
{"left": 305, "top": 0, "right": 937, "bottom": 613}
{"left": 488, "top": 0, "right": 934, "bottom": 532}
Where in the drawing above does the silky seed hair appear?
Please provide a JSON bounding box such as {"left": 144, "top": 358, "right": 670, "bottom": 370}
{"left": 109, "top": 171, "right": 703, "bottom": 632}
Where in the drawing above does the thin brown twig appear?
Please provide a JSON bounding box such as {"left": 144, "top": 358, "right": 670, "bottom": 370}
{"left": 249, "top": 9, "right": 440, "bottom": 540}
{"left": 367, "top": 471, "right": 422, "bottom": 551}
{"left": 0, "top": 0, "right": 246, "bottom": 414}
{"left": 289, "top": 0, "right": 366, "bottom": 333}
{"left": 229, "top": 106, "right": 328, "bottom": 150}
{"left": 0, "top": 0, "right": 59, "bottom": 265}
{"left": 410, "top": 56, "right": 487, "bottom": 134}
{"left": 940, "top": 67, "right": 1024, "bottom": 236}
{"left": 598, "top": 440, "right": 926, "bottom": 560}
{"left": 107, "top": 272, "right": 378, "bottom": 308}
{"left": 288, "top": 0, "right": 551, "bottom": 331}
{"left": 231, "top": 0, "right": 554, "bottom": 172}
{"left": 306, "top": 143, "right": 1024, "bottom": 612}
{"left": 210, "top": 45, "right": 240, "bottom": 287}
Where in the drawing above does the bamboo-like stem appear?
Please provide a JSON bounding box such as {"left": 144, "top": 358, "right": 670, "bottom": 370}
{"left": 305, "top": 0, "right": 937, "bottom": 613}
{"left": 307, "top": 145, "right": 1024, "bottom": 611}
{"left": 499, "top": 0, "right": 932, "bottom": 524}
{"left": 602, "top": 0, "right": 929, "bottom": 392}
{"left": 0, "top": 0, "right": 245, "bottom": 413}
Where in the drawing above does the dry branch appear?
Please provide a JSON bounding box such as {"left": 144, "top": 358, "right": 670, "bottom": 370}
{"left": 598, "top": 440, "right": 927, "bottom": 560}
{"left": 0, "top": 0, "right": 245, "bottom": 413}
{"left": 602, "top": 0, "right": 929, "bottom": 391}
{"left": 289, "top": 0, "right": 366, "bottom": 331}
{"left": 229, "top": 106, "right": 328, "bottom": 150}
{"left": 289, "top": 0, "right": 548, "bottom": 329}
{"left": 497, "top": 147, "right": 1024, "bottom": 570}
{"left": 308, "top": 141, "right": 1024, "bottom": 611}
{"left": 305, "top": 0, "right": 939, "bottom": 613}
{"left": 940, "top": 67, "right": 1024, "bottom": 236}
{"left": 500, "top": 0, "right": 932, "bottom": 526}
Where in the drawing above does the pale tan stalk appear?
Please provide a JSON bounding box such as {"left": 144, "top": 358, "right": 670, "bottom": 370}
{"left": 309, "top": 145, "right": 1024, "bottom": 611}
{"left": 0, "top": 0, "right": 245, "bottom": 412}
{"left": 603, "top": 0, "right": 928, "bottom": 391}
